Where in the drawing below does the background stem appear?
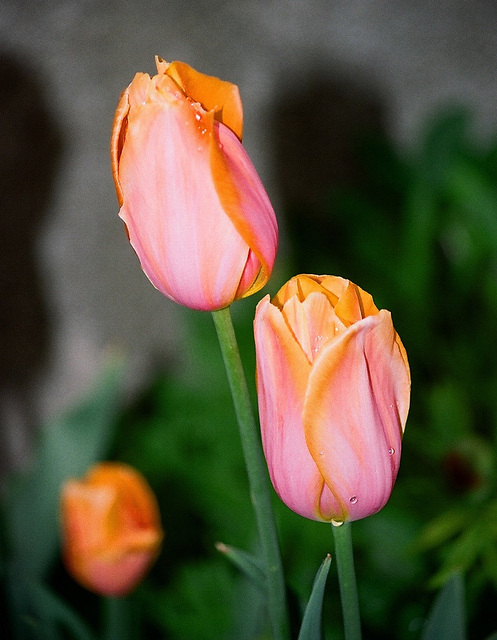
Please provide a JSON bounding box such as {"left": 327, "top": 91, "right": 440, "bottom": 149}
{"left": 102, "top": 597, "right": 132, "bottom": 640}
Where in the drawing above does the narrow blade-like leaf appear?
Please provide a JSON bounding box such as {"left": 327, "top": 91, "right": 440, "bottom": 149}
{"left": 298, "top": 554, "right": 332, "bottom": 640}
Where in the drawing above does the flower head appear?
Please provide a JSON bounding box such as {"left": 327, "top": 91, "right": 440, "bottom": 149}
{"left": 111, "top": 57, "right": 277, "bottom": 311}
{"left": 254, "top": 274, "right": 410, "bottom": 523}
{"left": 61, "top": 462, "right": 163, "bottom": 596}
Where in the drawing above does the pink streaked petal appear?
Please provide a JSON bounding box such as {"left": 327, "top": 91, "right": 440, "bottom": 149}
{"left": 318, "top": 481, "right": 343, "bottom": 522}
{"left": 212, "top": 122, "right": 278, "bottom": 298}
{"left": 362, "top": 311, "right": 410, "bottom": 441}
{"left": 234, "top": 249, "right": 260, "bottom": 300}
{"left": 395, "top": 335, "right": 410, "bottom": 431}
{"left": 303, "top": 311, "right": 409, "bottom": 522}
{"left": 118, "top": 91, "right": 252, "bottom": 310}
{"left": 282, "top": 292, "right": 345, "bottom": 363}
{"left": 255, "top": 298, "right": 331, "bottom": 521}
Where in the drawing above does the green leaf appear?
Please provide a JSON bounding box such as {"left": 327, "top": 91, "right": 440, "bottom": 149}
{"left": 483, "top": 634, "right": 497, "bottom": 640}
{"left": 215, "top": 542, "right": 266, "bottom": 592}
{"left": 422, "top": 572, "right": 466, "bottom": 640}
{"left": 10, "top": 578, "right": 97, "bottom": 640}
{"left": 429, "top": 508, "right": 496, "bottom": 589}
{"left": 414, "top": 508, "right": 469, "bottom": 552}
{"left": 297, "top": 555, "right": 332, "bottom": 640}
{"left": 152, "top": 558, "right": 236, "bottom": 640}
{"left": 4, "top": 353, "right": 126, "bottom": 577}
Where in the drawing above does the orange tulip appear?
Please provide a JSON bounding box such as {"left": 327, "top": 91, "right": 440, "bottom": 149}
{"left": 61, "top": 462, "right": 163, "bottom": 596}
{"left": 111, "top": 57, "right": 278, "bottom": 311}
{"left": 254, "top": 275, "right": 410, "bottom": 523}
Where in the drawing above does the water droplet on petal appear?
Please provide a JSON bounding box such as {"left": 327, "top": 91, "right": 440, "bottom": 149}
{"left": 388, "top": 447, "right": 395, "bottom": 455}
{"left": 349, "top": 496, "right": 357, "bottom": 504}
{"left": 319, "top": 450, "right": 324, "bottom": 456}
{"left": 331, "top": 519, "right": 344, "bottom": 527}
{"left": 195, "top": 113, "right": 201, "bottom": 121}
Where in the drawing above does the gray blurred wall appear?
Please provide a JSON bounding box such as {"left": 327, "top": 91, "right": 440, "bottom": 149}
{"left": 1, "top": 0, "right": 497, "bottom": 472}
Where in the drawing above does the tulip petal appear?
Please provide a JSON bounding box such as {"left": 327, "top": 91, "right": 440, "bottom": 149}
{"left": 161, "top": 58, "right": 244, "bottom": 140}
{"left": 274, "top": 274, "right": 340, "bottom": 309}
{"left": 86, "top": 550, "right": 157, "bottom": 597}
{"left": 303, "top": 310, "right": 410, "bottom": 522}
{"left": 211, "top": 121, "right": 278, "bottom": 299}
{"left": 255, "top": 297, "right": 341, "bottom": 521}
{"left": 85, "top": 463, "right": 162, "bottom": 537}
{"left": 117, "top": 74, "right": 255, "bottom": 310}
{"left": 281, "top": 292, "right": 345, "bottom": 363}
{"left": 334, "top": 280, "right": 379, "bottom": 326}
{"left": 110, "top": 90, "right": 128, "bottom": 207}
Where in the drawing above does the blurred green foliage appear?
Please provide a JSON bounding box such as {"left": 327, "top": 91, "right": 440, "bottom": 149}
{"left": 2, "top": 106, "right": 497, "bottom": 640}
{"left": 285, "top": 106, "right": 497, "bottom": 639}
{"left": 0, "top": 355, "right": 125, "bottom": 640}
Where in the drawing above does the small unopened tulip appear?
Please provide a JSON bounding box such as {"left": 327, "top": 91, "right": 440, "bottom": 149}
{"left": 254, "top": 275, "right": 410, "bottom": 523}
{"left": 111, "top": 57, "right": 278, "bottom": 311}
{"left": 61, "top": 462, "right": 163, "bottom": 596}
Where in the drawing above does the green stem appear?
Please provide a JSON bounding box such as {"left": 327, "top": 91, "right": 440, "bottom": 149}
{"left": 212, "top": 306, "right": 290, "bottom": 640}
{"left": 102, "top": 597, "right": 132, "bottom": 640}
{"left": 332, "top": 522, "right": 362, "bottom": 640}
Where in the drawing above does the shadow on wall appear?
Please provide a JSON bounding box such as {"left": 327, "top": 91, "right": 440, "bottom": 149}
{"left": 270, "top": 64, "right": 388, "bottom": 276}
{"left": 0, "top": 49, "right": 63, "bottom": 477}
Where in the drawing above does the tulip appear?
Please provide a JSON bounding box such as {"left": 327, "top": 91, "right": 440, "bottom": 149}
{"left": 111, "top": 57, "right": 278, "bottom": 311}
{"left": 60, "top": 462, "right": 163, "bottom": 596}
{"left": 254, "top": 274, "right": 410, "bottom": 523}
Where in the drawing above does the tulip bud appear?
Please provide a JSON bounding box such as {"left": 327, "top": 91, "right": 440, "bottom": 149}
{"left": 254, "top": 275, "right": 410, "bottom": 523}
{"left": 111, "top": 57, "right": 278, "bottom": 311}
{"left": 60, "top": 462, "right": 163, "bottom": 596}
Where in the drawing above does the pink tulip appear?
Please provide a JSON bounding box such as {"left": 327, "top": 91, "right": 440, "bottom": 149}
{"left": 111, "top": 57, "right": 277, "bottom": 311}
{"left": 61, "top": 462, "right": 163, "bottom": 596}
{"left": 254, "top": 275, "right": 410, "bottom": 523}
